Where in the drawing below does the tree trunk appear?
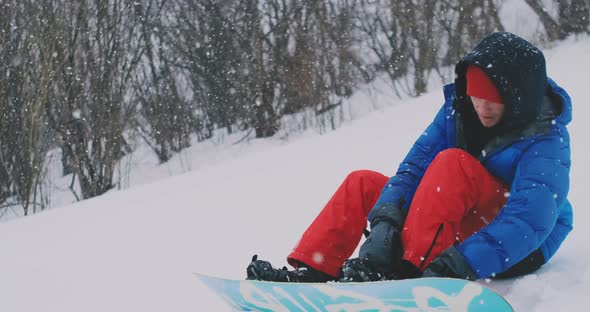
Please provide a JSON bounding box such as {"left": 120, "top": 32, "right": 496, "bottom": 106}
{"left": 524, "top": 0, "right": 566, "bottom": 41}
{"left": 559, "top": 0, "right": 590, "bottom": 35}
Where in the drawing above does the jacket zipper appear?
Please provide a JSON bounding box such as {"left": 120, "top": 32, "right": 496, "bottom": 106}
{"left": 420, "top": 223, "right": 444, "bottom": 270}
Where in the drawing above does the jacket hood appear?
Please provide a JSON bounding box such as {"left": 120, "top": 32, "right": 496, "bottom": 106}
{"left": 455, "top": 32, "right": 549, "bottom": 132}
{"left": 548, "top": 78, "right": 572, "bottom": 126}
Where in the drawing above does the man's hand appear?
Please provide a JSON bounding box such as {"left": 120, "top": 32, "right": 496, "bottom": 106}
{"left": 422, "top": 246, "right": 477, "bottom": 280}
{"left": 359, "top": 202, "right": 406, "bottom": 276}
{"left": 339, "top": 258, "right": 384, "bottom": 282}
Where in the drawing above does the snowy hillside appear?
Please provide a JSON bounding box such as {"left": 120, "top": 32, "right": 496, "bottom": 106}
{"left": 0, "top": 36, "right": 589, "bottom": 311}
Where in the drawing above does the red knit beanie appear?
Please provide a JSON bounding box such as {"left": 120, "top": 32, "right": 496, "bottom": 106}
{"left": 466, "top": 65, "right": 503, "bottom": 104}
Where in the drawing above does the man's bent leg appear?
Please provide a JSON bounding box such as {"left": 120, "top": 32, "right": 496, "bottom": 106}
{"left": 402, "top": 148, "right": 508, "bottom": 271}
{"left": 288, "top": 170, "right": 389, "bottom": 277}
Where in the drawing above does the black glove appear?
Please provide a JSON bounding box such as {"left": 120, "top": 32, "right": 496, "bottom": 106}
{"left": 422, "top": 246, "right": 477, "bottom": 280}
{"left": 339, "top": 258, "right": 383, "bottom": 282}
{"left": 358, "top": 202, "right": 406, "bottom": 277}
{"left": 495, "top": 248, "right": 544, "bottom": 278}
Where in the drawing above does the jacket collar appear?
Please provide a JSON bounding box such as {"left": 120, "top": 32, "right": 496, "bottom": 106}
{"left": 479, "top": 95, "right": 556, "bottom": 160}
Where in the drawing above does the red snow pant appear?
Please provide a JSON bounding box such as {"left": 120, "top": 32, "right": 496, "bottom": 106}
{"left": 287, "top": 148, "right": 508, "bottom": 277}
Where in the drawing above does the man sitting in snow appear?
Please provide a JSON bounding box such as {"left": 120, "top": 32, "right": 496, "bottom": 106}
{"left": 246, "top": 32, "right": 573, "bottom": 282}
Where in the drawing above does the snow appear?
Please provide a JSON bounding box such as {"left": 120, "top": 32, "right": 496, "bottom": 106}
{"left": 1, "top": 36, "right": 589, "bottom": 311}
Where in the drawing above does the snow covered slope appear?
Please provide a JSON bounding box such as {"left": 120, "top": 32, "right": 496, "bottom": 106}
{"left": 0, "top": 36, "right": 588, "bottom": 311}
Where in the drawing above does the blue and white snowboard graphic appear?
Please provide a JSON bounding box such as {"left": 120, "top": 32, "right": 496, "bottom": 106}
{"left": 196, "top": 273, "right": 513, "bottom": 311}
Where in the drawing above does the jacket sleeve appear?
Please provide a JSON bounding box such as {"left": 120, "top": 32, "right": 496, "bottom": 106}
{"left": 457, "top": 136, "right": 571, "bottom": 278}
{"left": 369, "top": 104, "right": 450, "bottom": 220}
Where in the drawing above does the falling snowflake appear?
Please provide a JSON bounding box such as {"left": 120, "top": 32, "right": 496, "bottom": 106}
{"left": 312, "top": 252, "right": 324, "bottom": 264}
{"left": 72, "top": 110, "right": 81, "bottom": 119}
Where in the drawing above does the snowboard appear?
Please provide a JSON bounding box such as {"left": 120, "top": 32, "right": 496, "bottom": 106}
{"left": 195, "top": 273, "right": 513, "bottom": 311}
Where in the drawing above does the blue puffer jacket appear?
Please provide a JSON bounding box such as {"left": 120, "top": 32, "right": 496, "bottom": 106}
{"left": 372, "top": 33, "right": 573, "bottom": 278}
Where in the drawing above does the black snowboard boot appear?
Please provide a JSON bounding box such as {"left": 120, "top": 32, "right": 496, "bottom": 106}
{"left": 246, "top": 255, "right": 335, "bottom": 283}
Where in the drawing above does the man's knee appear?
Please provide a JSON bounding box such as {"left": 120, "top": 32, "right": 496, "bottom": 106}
{"left": 434, "top": 148, "right": 470, "bottom": 162}
{"left": 346, "top": 170, "right": 387, "bottom": 184}
{"left": 430, "top": 148, "right": 478, "bottom": 170}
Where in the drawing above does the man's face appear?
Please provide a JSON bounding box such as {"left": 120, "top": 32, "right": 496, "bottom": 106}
{"left": 471, "top": 96, "right": 505, "bottom": 128}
